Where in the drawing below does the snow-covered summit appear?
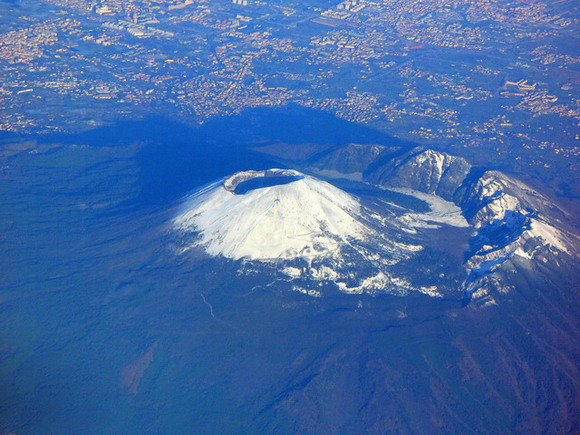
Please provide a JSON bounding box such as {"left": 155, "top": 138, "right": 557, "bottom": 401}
{"left": 173, "top": 169, "right": 372, "bottom": 260}
{"left": 172, "top": 169, "right": 444, "bottom": 298}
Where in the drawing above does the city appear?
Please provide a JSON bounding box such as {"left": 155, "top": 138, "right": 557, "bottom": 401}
{"left": 0, "top": 0, "right": 578, "bottom": 195}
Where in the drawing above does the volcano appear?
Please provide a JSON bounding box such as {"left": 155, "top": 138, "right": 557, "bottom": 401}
{"left": 173, "top": 169, "right": 371, "bottom": 260}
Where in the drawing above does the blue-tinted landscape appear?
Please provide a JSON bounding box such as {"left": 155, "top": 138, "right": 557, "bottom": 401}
{"left": 1, "top": 0, "right": 579, "bottom": 433}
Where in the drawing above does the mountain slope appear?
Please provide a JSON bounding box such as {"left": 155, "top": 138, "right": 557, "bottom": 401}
{"left": 173, "top": 169, "right": 368, "bottom": 260}
{"left": 255, "top": 143, "right": 579, "bottom": 302}
{"left": 172, "top": 168, "right": 467, "bottom": 298}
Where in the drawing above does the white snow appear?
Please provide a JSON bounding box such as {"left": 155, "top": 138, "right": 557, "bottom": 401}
{"left": 416, "top": 149, "right": 446, "bottom": 180}
{"left": 472, "top": 193, "right": 521, "bottom": 227}
{"left": 282, "top": 266, "right": 303, "bottom": 278}
{"left": 173, "top": 170, "right": 372, "bottom": 260}
{"left": 417, "top": 286, "right": 444, "bottom": 298}
{"left": 337, "top": 271, "right": 391, "bottom": 294}
{"left": 292, "top": 286, "right": 322, "bottom": 297}
{"left": 528, "top": 219, "right": 571, "bottom": 254}
{"left": 392, "top": 241, "right": 424, "bottom": 252}
{"left": 310, "top": 265, "right": 340, "bottom": 281}
{"left": 390, "top": 188, "right": 470, "bottom": 228}
{"left": 514, "top": 247, "right": 533, "bottom": 260}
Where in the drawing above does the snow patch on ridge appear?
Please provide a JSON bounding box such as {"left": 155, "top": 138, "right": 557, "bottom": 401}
{"left": 528, "top": 218, "right": 571, "bottom": 254}
{"left": 390, "top": 188, "right": 470, "bottom": 228}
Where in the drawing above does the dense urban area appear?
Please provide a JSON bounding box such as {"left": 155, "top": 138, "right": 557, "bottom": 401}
{"left": 0, "top": 0, "right": 578, "bottom": 196}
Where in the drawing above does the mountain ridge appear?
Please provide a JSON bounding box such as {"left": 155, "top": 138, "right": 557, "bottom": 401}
{"left": 253, "top": 142, "right": 578, "bottom": 304}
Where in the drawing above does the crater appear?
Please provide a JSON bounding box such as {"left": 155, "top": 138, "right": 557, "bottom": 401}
{"left": 223, "top": 169, "right": 305, "bottom": 195}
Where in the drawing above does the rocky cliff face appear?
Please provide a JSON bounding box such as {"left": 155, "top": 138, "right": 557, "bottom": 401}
{"left": 291, "top": 144, "right": 579, "bottom": 302}
{"left": 309, "top": 143, "right": 397, "bottom": 175}
{"left": 366, "top": 148, "right": 472, "bottom": 201}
